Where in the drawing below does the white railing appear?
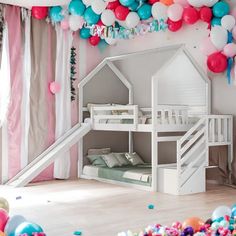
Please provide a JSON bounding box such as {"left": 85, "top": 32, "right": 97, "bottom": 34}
{"left": 207, "top": 115, "right": 233, "bottom": 146}
{"left": 177, "top": 117, "right": 207, "bottom": 188}
{"left": 90, "top": 105, "right": 139, "bottom": 127}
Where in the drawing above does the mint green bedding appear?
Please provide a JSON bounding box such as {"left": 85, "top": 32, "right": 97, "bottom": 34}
{"left": 97, "top": 164, "right": 152, "bottom": 186}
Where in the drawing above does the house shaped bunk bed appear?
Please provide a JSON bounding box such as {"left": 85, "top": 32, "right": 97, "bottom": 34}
{"left": 5, "top": 45, "right": 233, "bottom": 195}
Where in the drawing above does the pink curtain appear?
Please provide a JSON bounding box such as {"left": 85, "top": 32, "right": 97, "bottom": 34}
{"left": 5, "top": 6, "right": 23, "bottom": 179}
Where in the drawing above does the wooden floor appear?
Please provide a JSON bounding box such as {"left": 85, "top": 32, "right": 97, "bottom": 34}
{"left": 0, "top": 180, "right": 236, "bottom": 236}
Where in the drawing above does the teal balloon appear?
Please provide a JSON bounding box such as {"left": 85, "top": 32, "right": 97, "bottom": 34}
{"left": 80, "top": 27, "right": 91, "bottom": 39}
{"left": 4, "top": 215, "right": 26, "bottom": 236}
{"left": 84, "top": 7, "right": 100, "bottom": 25}
{"left": 15, "top": 222, "right": 43, "bottom": 236}
{"left": 120, "top": 0, "right": 135, "bottom": 7}
{"left": 211, "top": 17, "right": 221, "bottom": 26}
{"left": 68, "top": 0, "right": 85, "bottom": 16}
{"left": 212, "top": 1, "right": 230, "bottom": 18}
{"left": 50, "top": 6, "right": 64, "bottom": 22}
{"left": 138, "top": 4, "right": 152, "bottom": 20}
{"left": 129, "top": 2, "right": 139, "bottom": 11}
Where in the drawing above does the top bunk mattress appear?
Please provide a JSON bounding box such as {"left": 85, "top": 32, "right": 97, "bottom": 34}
{"left": 83, "top": 164, "right": 152, "bottom": 186}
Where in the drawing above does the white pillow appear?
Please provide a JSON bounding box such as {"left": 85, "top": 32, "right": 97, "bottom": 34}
{"left": 102, "top": 153, "right": 121, "bottom": 168}
{"left": 88, "top": 148, "right": 111, "bottom": 156}
{"left": 125, "top": 152, "right": 144, "bottom": 166}
{"left": 113, "top": 153, "right": 130, "bottom": 166}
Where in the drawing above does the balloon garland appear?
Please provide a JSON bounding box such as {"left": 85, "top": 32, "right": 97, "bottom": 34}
{"left": 32, "top": 0, "right": 236, "bottom": 83}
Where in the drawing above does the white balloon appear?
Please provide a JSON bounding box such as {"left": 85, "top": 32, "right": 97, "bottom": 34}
{"left": 91, "top": 0, "right": 107, "bottom": 14}
{"left": 221, "top": 15, "right": 236, "bottom": 31}
{"left": 125, "top": 12, "right": 140, "bottom": 29}
{"left": 152, "top": 2, "right": 168, "bottom": 21}
{"left": 105, "top": 37, "right": 117, "bottom": 45}
{"left": 212, "top": 206, "right": 231, "bottom": 221}
{"left": 82, "top": 0, "right": 92, "bottom": 6}
{"left": 187, "top": 0, "right": 204, "bottom": 7}
{"left": 101, "top": 9, "right": 115, "bottom": 26}
{"left": 167, "top": 3, "right": 183, "bottom": 22}
{"left": 69, "top": 15, "right": 84, "bottom": 31}
{"left": 204, "top": 0, "right": 219, "bottom": 7}
{"left": 210, "top": 26, "right": 228, "bottom": 50}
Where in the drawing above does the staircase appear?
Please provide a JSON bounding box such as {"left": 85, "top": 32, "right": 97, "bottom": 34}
{"left": 5, "top": 123, "right": 91, "bottom": 187}
{"left": 157, "top": 115, "right": 233, "bottom": 195}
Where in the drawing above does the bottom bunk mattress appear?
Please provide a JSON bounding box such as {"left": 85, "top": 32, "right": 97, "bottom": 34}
{"left": 83, "top": 164, "right": 152, "bottom": 186}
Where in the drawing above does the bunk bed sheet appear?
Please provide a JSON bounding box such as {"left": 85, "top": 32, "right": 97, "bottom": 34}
{"left": 83, "top": 164, "right": 152, "bottom": 186}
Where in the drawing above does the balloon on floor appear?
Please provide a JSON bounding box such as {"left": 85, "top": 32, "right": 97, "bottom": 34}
{"left": 118, "top": 204, "right": 236, "bottom": 236}
{"left": 0, "top": 197, "right": 45, "bottom": 236}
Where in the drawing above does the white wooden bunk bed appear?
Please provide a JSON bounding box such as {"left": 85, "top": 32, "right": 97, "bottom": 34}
{"left": 5, "top": 45, "right": 234, "bottom": 196}
{"left": 77, "top": 46, "right": 234, "bottom": 195}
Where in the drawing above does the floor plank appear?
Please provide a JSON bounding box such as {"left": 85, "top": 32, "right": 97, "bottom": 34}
{"left": 0, "top": 180, "right": 236, "bottom": 236}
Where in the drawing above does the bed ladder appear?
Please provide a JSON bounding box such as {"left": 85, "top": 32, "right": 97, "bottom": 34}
{"left": 5, "top": 123, "right": 91, "bottom": 187}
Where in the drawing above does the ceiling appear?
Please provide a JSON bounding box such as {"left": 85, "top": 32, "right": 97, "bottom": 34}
{"left": 0, "top": 0, "right": 71, "bottom": 8}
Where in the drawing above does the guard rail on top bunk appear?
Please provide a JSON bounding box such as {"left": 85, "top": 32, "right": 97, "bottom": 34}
{"left": 85, "top": 104, "right": 193, "bottom": 132}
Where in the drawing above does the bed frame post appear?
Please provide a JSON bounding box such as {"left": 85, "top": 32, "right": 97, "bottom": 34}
{"left": 152, "top": 76, "right": 158, "bottom": 192}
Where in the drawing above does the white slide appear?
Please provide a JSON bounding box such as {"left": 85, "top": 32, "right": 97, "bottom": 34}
{"left": 5, "top": 123, "right": 91, "bottom": 187}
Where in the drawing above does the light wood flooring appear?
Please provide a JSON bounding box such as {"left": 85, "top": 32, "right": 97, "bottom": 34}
{"left": 0, "top": 180, "right": 236, "bottom": 236}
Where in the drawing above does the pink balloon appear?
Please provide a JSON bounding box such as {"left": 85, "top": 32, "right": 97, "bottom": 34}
{"left": 173, "top": 0, "right": 189, "bottom": 7}
{"left": 50, "top": 82, "right": 61, "bottom": 94}
{"left": 200, "top": 37, "right": 217, "bottom": 56}
{"left": 223, "top": 43, "right": 236, "bottom": 58}
{"left": 61, "top": 19, "right": 69, "bottom": 30}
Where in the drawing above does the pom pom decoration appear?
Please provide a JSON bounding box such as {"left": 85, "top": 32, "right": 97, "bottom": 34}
{"left": 31, "top": 7, "right": 48, "bottom": 20}
{"left": 207, "top": 52, "right": 227, "bottom": 73}
{"left": 49, "top": 82, "right": 61, "bottom": 94}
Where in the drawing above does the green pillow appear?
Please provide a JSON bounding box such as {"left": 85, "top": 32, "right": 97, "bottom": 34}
{"left": 87, "top": 155, "right": 107, "bottom": 166}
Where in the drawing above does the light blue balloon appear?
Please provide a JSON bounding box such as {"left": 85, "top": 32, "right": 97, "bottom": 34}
{"left": 120, "top": 0, "right": 135, "bottom": 7}
{"left": 4, "top": 215, "right": 26, "bottom": 236}
{"left": 80, "top": 27, "right": 91, "bottom": 39}
{"left": 50, "top": 6, "right": 64, "bottom": 22}
{"left": 211, "top": 17, "right": 221, "bottom": 26}
{"left": 68, "top": 0, "right": 85, "bottom": 16}
{"left": 212, "top": 1, "right": 230, "bottom": 18}
{"left": 15, "top": 222, "right": 43, "bottom": 236}
{"left": 137, "top": 4, "right": 152, "bottom": 20}
{"left": 84, "top": 7, "right": 100, "bottom": 25}
{"left": 129, "top": 2, "right": 139, "bottom": 11}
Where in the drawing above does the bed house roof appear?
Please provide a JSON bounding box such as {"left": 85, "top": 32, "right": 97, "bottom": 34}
{"left": 79, "top": 44, "right": 210, "bottom": 90}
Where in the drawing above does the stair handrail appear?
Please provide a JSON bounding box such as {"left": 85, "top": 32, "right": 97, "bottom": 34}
{"left": 178, "top": 117, "right": 206, "bottom": 145}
